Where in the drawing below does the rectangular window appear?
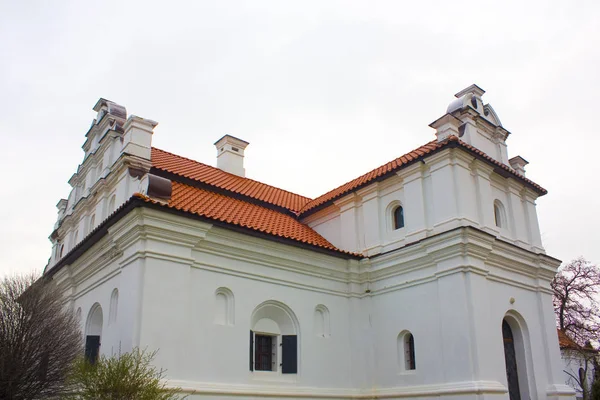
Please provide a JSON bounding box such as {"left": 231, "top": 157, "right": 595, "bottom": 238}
{"left": 254, "top": 334, "right": 274, "bottom": 371}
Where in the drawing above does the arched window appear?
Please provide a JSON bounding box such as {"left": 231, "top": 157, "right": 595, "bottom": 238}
{"left": 314, "top": 305, "right": 330, "bottom": 337}
{"left": 109, "top": 289, "right": 118, "bottom": 325}
{"left": 214, "top": 287, "right": 235, "bottom": 326}
{"left": 90, "top": 214, "right": 96, "bottom": 231}
{"left": 397, "top": 331, "right": 416, "bottom": 371}
{"left": 250, "top": 301, "right": 299, "bottom": 374}
{"left": 405, "top": 332, "right": 416, "bottom": 370}
{"left": 494, "top": 200, "right": 506, "bottom": 228}
{"left": 393, "top": 206, "right": 405, "bottom": 230}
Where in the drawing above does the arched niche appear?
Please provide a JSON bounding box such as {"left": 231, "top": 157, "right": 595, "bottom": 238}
{"left": 214, "top": 287, "right": 235, "bottom": 326}
{"left": 314, "top": 304, "right": 330, "bottom": 337}
{"left": 108, "top": 194, "right": 116, "bottom": 214}
{"left": 502, "top": 311, "right": 533, "bottom": 400}
{"left": 251, "top": 300, "right": 299, "bottom": 336}
{"left": 109, "top": 289, "right": 118, "bottom": 326}
{"left": 494, "top": 200, "right": 507, "bottom": 229}
{"left": 75, "top": 307, "right": 82, "bottom": 325}
{"left": 85, "top": 303, "right": 103, "bottom": 364}
{"left": 86, "top": 303, "right": 103, "bottom": 336}
{"left": 250, "top": 300, "right": 299, "bottom": 374}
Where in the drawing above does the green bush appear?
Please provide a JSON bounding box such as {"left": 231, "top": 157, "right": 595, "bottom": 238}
{"left": 66, "top": 348, "right": 185, "bottom": 400}
{"left": 592, "top": 378, "right": 600, "bottom": 400}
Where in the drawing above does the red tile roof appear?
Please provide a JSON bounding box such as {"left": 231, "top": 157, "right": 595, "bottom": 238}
{"left": 147, "top": 136, "right": 546, "bottom": 255}
{"left": 558, "top": 329, "right": 580, "bottom": 350}
{"left": 134, "top": 182, "right": 358, "bottom": 256}
{"left": 299, "top": 136, "right": 546, "bottom": 216}
{"left": 151, "top": 148, "right": 312, "bottom": 213}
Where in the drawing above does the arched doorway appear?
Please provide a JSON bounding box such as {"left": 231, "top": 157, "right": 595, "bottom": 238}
{"left": 502, "top": 319, "right": 521, "bottom": 400}
{"left": 85, "top": 303, "right": 103, "bottom": 364}
{"left": 502, "top": 315, "right": 532, "bottom": 400}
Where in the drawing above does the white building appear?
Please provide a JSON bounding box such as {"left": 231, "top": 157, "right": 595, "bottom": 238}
{"left": 558, "top": 330, "right": 598, "bottom": 399}
{"left": 44, "top": 85, "right": 576, "bottom": 400}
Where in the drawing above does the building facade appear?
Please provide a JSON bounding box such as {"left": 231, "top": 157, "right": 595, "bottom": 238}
{"left": 45, "top": 85, "right": 575, "bottom": 400}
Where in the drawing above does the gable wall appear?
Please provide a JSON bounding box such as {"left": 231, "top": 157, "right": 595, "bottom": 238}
{"left": 304, "top": 147, "right": 544, "bottom": 257}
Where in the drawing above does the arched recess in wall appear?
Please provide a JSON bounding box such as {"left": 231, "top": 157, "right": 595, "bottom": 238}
{"left": 214, "top": 287, "right": 234, "bottom": 326}
{"left": 314, "top": 304, "right": 331, "bottom": 337}
{"left": 494, "top": 200, "right": 507, "bottom": 229}
{"left": 250, "top": 300, "right": 299, "bottom": 374}
{"left": 75, "top": 307, "right": 82, "bottom": 324}
{"left": 502, "top": 311, "right": 532, "bottom": 400}
{"left": 108, "top": 194, "right": 116, "bottom": 215}
{"left": 109, "top": 289, "right": 118, "bottom": 326}
{"left": 85, "top": 303, "right": 103, "bottom": 364}
{"left": 397, "top": 330, "right": 416, "bottom": 371}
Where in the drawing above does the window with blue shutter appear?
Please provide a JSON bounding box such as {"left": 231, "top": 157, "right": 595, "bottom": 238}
{"left": 249, "top": 330, "right": 254, "bottom": 371}
{"left": 281, "top": 335, "right": 297, "bottom": 374}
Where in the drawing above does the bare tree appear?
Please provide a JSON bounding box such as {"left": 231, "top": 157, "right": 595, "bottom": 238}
{"left": 0, "top": 273, "right": 82, "bottom": 400}
{"left": 552, "top": 257, "right": 600, "bottom": 400}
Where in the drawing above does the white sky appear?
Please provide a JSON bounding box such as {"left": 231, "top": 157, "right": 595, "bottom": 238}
{"left": 1, "top": 0, "right": 599, "bottom": 277}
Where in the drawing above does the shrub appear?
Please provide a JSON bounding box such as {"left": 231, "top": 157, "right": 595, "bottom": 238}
{"left": 67, "top": 348, "right": 185, "bottom": 400}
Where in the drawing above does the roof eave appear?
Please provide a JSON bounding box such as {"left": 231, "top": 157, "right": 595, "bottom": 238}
{"left": 299, "top": 138, "right": 546, "bottom": 218}
{"left": 46, "top": 196, "right": 359, "bottom": 276}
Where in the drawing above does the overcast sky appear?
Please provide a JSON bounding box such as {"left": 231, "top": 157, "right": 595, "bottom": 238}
{"left": 1, "top": 0, "right": 598, "bottom": 277}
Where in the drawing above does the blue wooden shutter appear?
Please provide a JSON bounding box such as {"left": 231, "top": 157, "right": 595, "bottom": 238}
{"left": 281, "top": 335, "right": 297, "bottom": 374}
{"left": 249, "top": 330, "right": 254, "bottom": 371}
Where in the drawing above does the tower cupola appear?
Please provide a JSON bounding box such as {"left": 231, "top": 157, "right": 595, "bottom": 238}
{"left": 430, "top": 84, "right": 511, "bottom": 165}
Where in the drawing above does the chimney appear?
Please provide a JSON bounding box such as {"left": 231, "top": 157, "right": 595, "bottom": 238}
{"left": 122, "top": 116, "right": 158, "bottom": 160}
{"left": 509, "top": 156, "right": 529, "bottom": 176}
{"left": 429, "top": 114, "right": 463, "bottom": 142}
{"left": 214, "top": 135, "right": 249, "bottom": 177}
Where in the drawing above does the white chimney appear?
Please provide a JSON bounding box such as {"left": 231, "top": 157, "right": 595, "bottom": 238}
{"left": 509, "top": 156, "right": 529, "bottom": 176}
{"left": 122, "top": 116, "right": 158, "bottom": 160}
{"left": 214, "top": 135, "right": 249, "bottom": 177}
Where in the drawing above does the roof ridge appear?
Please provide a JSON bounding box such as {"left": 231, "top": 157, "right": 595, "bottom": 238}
{"left": 151, "top": 147, "right": 313, "bottom": 201}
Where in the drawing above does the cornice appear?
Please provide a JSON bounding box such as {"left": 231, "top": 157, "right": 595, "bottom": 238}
{"left": 334, "top": 192, "right": 361, "bottom": 211}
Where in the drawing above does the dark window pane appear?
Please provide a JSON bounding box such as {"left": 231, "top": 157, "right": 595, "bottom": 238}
{"left": 254, "top": 335, "right": 273, "bottom": 371}
{"left": 408, "top": 334, "right": 416, "bottom": 370}
{"left": 394, "top": 206, "right": 404, "bottom": 230}
{"left": 84, "top": 335, "right": 101, "bottom": 365}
